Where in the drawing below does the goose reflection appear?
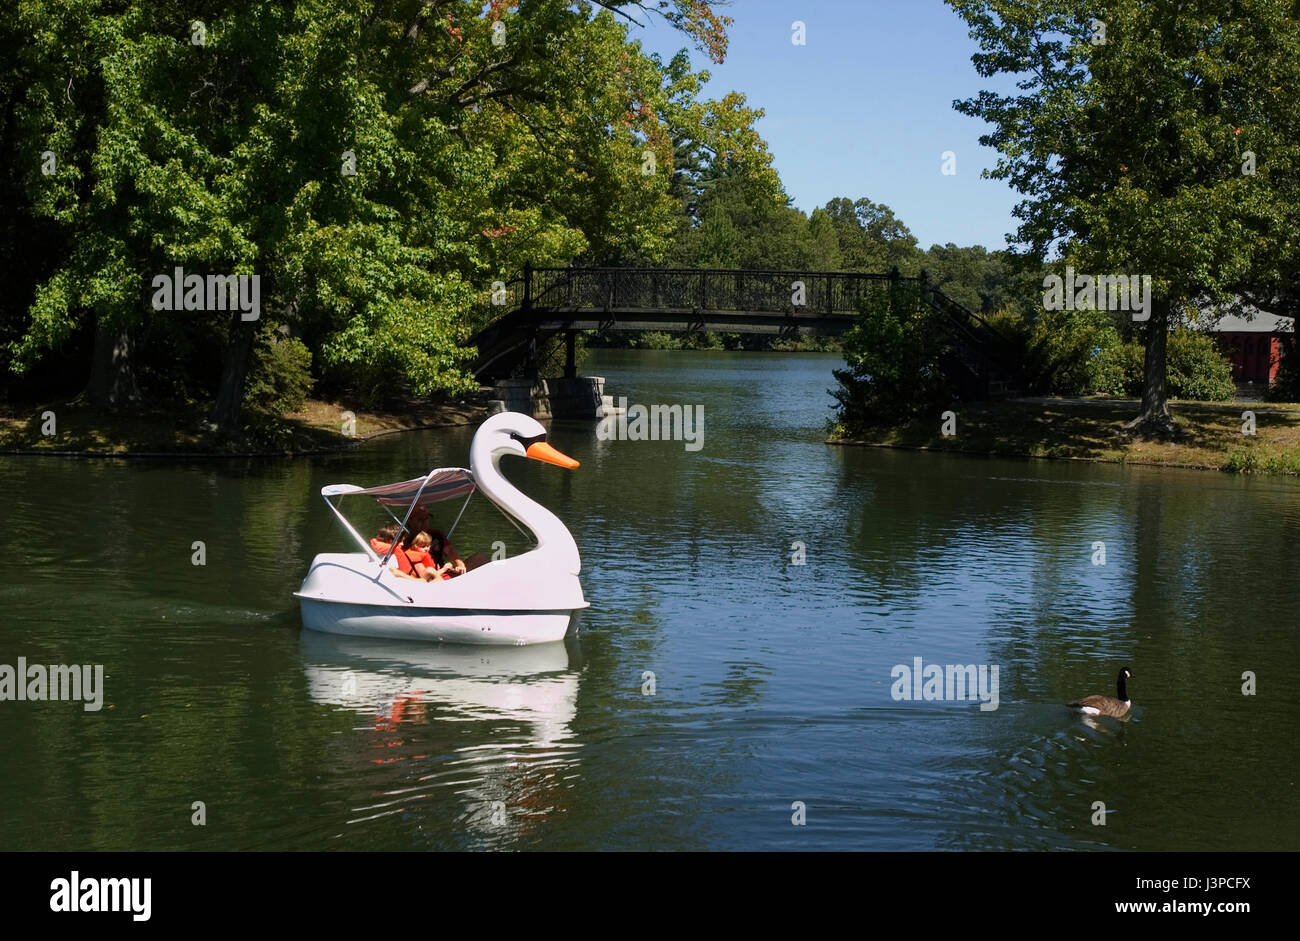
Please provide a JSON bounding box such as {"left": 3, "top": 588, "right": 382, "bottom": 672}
{"left": 1072, "top": 710, "right": 1133, "bottom": 739}
{"left": 300, "top": 631, "right": 583, "bottom": 845}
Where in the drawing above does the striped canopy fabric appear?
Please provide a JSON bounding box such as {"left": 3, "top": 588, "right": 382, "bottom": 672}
{"left": 347, "top": 468, "right": 476, "bottom": 506}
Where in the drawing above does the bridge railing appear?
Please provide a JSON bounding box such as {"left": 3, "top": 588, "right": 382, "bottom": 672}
{"left": 469, "top": 264, "right": 1024, "bottom": 393}
{"left": 524, "top": 266, "right": 900, "bottom": 315}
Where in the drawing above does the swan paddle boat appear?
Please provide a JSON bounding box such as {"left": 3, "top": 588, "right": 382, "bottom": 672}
{"left": 294, "top": 412, "right": 588, "bottom": 645}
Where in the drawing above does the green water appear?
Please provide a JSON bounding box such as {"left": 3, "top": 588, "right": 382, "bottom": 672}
{"left": 0, "top": 349, "right": 1297, "bottom": 850}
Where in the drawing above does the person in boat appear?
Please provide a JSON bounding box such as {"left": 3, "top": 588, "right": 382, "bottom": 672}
{"left": 407, "top": 531, "right": 455, "bottom": 581}
{"left": 369, "top": 524, "right": 423, "bottom": 581}
{"left": 404, "top": 502, "right": 489, "bottom": 574}
{"left": 427, "top": 528, "right": 491, "bottom": 576}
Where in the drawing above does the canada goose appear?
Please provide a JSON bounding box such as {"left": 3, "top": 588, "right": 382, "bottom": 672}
{"left": 1067, "top": 667, "right": 1132, "bottom": 717}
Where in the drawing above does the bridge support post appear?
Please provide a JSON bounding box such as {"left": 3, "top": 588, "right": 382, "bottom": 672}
{"left": 564, "top": 329, "right": 576, "bottom": 379}
{"left": 525, "top": 334, "right": 538, "bottom": 380}
{"left": 545, "top": 375, "right": 605, "bottom": 419}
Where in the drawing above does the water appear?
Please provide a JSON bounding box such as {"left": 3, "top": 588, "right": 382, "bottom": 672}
{"left": 1, "top": 349, "right": 1297, "bottom": 850}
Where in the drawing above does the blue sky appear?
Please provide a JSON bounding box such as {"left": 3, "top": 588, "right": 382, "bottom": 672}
{"left": 624, "top": 0, "right": 1024, "bottom": 251}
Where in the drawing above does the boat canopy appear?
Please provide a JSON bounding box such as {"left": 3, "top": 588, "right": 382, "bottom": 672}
{"left": 322, "top": 467, "right": 476, "bottom": 506}
{"left": 320, "top": 468, "right": 479, "bottom": 566}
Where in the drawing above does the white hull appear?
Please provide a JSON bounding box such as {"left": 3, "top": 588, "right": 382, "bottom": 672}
{"left": 295, "top": 550, "right": 588, "bottom": 646}
{"left": 297, "top": 595, "right": 577, "bottom": 646}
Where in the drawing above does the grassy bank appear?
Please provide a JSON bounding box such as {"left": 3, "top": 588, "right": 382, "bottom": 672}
{"left": 830, "top": 397, "right": 1300, "bottom": 475}
{"left": 0, "top": 395, "right": 490, "bottom": 457}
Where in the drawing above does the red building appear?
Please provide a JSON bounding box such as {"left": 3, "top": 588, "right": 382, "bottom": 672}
{"left": 1205, "top": 312, "right": 1293, "bottom": 385}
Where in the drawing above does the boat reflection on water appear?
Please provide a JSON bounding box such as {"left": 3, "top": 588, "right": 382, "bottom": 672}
{"left": 299, "top": 630, "right": 583, "bottom": 846}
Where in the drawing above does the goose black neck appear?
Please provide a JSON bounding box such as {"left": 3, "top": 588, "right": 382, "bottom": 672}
{"left": 1117, "top": 673, "right": 1128, "bottom": 701}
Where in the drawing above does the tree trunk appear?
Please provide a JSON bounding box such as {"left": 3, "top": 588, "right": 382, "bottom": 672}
{"left": 1126, "top": 294, "right": 1176, "bottom": 437}
{"left": 207, "top": 313, "right": 257, "bottom": 434}
{"left": 85, "top": 317, "right": 140, "bottom": 407}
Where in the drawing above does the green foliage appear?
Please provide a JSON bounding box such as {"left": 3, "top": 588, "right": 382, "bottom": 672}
{"left": 832, "top": 282, "right": 952, "bottom": 432}
{"left": 0, "top": 0, "right": 737, "bottom": 427}
{"left": 1026, "top": 308, "right": 1126, "bottom": 396}
{"left": 244, "top": 328, "right": 314, "bottom": 415}
{"left": 1223, "top": 447, "right": 1300, "bottom": 475}
{"left": 984, "top": 305, "right": 1032, "bottom": 361}
{"left": 1166, "top": 329, "right": 1235, "bottom": 401}
{"left": 1025, "top": 309, "right": 1233, "bottom": 400}
{"left": 948, "top": 0, "right": 1300, "bottom": 418}
{"left": 922, "top": 244, "right": 1045, "bottom": 317}
{"left": 822, "top": 197, "right": 920, "bottom": 273}
{"left": 1090, "top": 342, "right": 1145, "bottom": 397}
{"left": 588, "top": 329, "right": 837, "bottom": 353}
{"left": 668, "top": 176, "right": 818, "bottom": 269}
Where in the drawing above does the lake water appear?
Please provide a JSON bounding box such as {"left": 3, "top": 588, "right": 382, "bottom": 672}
{"left": 1, "top": 349, "right": 1297, "bottom": 850}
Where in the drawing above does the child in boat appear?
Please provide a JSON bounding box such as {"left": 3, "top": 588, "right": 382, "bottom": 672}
{"left": 408, "top": 531, "right": 455, "bottom": 581}
{"left": 428, "top": 529, "right": 491, "bottom": 576}
{"left": 369, "top": 524, "right": 422, "bottom": 580}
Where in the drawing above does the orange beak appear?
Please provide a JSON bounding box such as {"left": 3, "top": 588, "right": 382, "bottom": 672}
{"left": 525, "top": 440, "right": 580, "bottom": 469}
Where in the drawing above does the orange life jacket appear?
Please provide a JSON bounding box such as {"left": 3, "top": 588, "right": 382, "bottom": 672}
{"left": 370, "top": 538, "right": 414, "bottom": 574}
{"left": 406, "top": 546, "right": 447, "bottom": 580}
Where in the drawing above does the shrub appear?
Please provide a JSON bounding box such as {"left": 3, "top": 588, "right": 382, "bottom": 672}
{"left": 244, "top": 327, "right": 315, "bottom": 414}
{"left": 630, "top": 331, "right": 680, "bottom": 350}
{"left": 1026, "top": 307, "right": 1125, "bottom": 396}
{"left": 1166, "top": 329, "right": 1235, "bottom": 401}
{"left": 832, "top": 281, "right": 953, "bottom": 432}
{"left": 984, "top": 304, "right": 1032, "bottom": 362}
{"left": 1091, "top": 341, "right": 1145, "bottom": 396}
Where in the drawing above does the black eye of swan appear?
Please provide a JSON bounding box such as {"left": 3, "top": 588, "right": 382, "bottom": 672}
{"left": 509, "top": 431, "right": 547, "bottom": 448}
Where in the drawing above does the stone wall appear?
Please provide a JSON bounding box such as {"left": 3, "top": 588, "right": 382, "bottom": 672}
{"left": 490, "top": 376, "right": 606, "bottom": 419}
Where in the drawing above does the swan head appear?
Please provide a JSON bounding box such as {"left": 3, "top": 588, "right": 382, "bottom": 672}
{"left": 472, "top": 411, "right": 579, "bottom": 470}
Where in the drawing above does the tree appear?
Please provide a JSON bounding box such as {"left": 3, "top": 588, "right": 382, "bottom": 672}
{"left": 807, "top": 207, "right": 843, "bottom": 271}
{"left": 923, "top": 243, "right": 1009, "bottom": 314}
{"left": 2, "top": 0, "right": 735, "bottom": 430}
{"left": 821, "top": 197, "right": 920, "bottom": 273}
{"left": 948, "top": 0, "right": 1300, "bottom": 435}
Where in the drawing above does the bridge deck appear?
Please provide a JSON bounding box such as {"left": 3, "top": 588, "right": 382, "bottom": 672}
{"left": 469, "top": 266, "right": 1022, "bottom": 397}
{"left": 530, "top": 307, "right": 854, "bottom": 335}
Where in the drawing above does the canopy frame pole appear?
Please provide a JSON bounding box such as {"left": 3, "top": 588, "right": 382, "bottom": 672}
{"left": 376, "top": 470, "right": 437, "bottom": 578}
{"left": 497, "top": 501, "right": 535, "bottom": 546}
{"left": 445, "top": 489, "right": 476, "bottom": 539}
{"left": 325, "top": 495, "right": 377, "bottom": 561}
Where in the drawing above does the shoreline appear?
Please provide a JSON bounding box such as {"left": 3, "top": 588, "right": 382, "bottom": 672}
{"left": 828, "top": 397, "right": 1300, "bottom": 476}
{"left": 0, "top": 396, "right": 492, "bottom": 460}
